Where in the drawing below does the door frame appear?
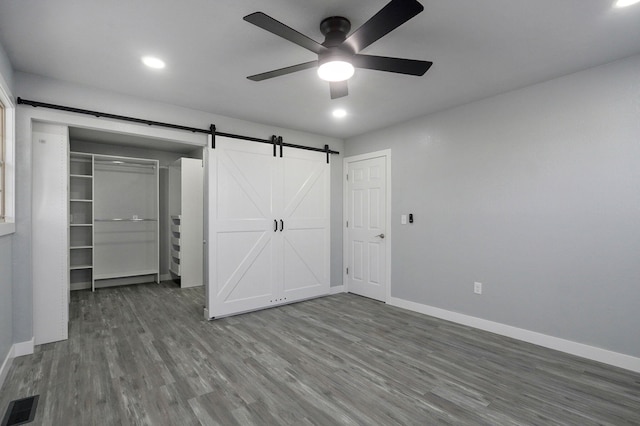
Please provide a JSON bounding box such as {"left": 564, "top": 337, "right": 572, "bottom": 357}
{"left": 21, "top": 107, "right": 206, "bottom": 348}
{"left": 343, "top": 149, "right": 392, "bottom": 302}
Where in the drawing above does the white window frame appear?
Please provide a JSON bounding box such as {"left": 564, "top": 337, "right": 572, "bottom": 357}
{"left": 0, "top": 71, "right": 15, "bottom": 236}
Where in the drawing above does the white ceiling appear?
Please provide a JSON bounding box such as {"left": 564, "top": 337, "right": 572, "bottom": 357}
{"left": 1, "top": 0, "right": 639, "bottom": 139}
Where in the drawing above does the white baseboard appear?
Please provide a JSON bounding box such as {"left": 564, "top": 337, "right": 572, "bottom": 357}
{"left": 0, "top": 338, "right": 35, "bottom": 390}
{"left": 0, "top": 345, "right": 14, "bottom": 390}
{"left": 388, "top": 297, "right": 640, "bottom": 373}
{"left": 14, "top": 338, "right": 34, "bottom": 357}
{"left": 329, "top": 285, "right": 346, "bottom": 295}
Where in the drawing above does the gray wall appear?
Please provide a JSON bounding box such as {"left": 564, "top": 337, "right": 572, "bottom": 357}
{"left": 13, "top": 72, "right": 344, "bottom": 344}
{"left": 345, "top": 54, "right": 640, "bottom": 358}
{"left": 0, "top": 40, "right": 13, "bottom": 365}
{"left": 0, "top": 41, "right": 12, "bottom": 91}
{"left": 0, "top": 236, "right": 13, "bottom": 363}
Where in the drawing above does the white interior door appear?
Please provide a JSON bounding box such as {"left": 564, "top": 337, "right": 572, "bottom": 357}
{"left": 280, "top": 148, "right": 330, "bottom": 301}
{"left": 207, "top": 137, "right": 277, "bottom": 318}
{"left": 345, "top": 153, "right": 389, "bottom": 302}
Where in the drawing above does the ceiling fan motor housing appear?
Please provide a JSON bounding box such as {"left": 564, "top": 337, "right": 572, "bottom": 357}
{"left": 320, "top": 16, "right": 352, "bottom": 48}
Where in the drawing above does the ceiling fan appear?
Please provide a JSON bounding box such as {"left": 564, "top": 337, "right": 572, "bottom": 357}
{"left": 243, "top": 0, "right": 433, "bottom": 99}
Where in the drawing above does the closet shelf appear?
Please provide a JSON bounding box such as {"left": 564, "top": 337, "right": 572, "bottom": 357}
{"left": 70, "top": 223, "right": 93, "bottom": 227}
{"left": 70, "top": 245, "right": 93, "bottom": 249}
{"left": 70, "top": 174, "right": 93, "bottom": 179}
{"left": 95, "top": 269, "right": 158, "bottom": 280}
{"left": 70, "top": 264, "right": 93, "bottom": 270}
{"left": 70, "top": 199, "right": 92, "bottom": 202}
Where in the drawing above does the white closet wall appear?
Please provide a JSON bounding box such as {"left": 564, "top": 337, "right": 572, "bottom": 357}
{"left": 206, "top": 137, "right": 330, "bottom": 319}
{"left": 93, "top": 155, "right": 159, "bottom": 285}
{"left": 32, "top": 122, "right": 69, "bottom": 345}
{"left": 168, "top": 157, "right": 203, "bottom": 288}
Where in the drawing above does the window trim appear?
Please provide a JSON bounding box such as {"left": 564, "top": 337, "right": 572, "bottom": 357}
{"left": 0, "top": 70, "right": 15, "bottom": 236}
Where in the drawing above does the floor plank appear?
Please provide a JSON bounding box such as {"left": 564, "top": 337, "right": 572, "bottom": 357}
{"left": 1, "top": 282, "right": 639, "bottom": 425}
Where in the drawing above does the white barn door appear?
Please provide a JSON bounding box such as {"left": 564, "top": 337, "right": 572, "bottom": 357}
{"left": 207, "top": 137, "right": 277, "bottom": 318}
{"left": 281, "top": 148, "right": 330, "bottom": 301}
{"left": 206, "top": 137, "right": 330, "bottom": 319}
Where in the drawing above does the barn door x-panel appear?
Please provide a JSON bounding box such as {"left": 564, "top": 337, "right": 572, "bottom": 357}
{"left": 210, "top": 138, "right": 276, "bottom": 317}
{"left": 281, "top": 149, "right": 330, "bottom": 300}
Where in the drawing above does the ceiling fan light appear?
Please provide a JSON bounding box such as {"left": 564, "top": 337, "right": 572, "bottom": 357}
{"left": 318, "top": 60, "right": 354, "bottom": 82}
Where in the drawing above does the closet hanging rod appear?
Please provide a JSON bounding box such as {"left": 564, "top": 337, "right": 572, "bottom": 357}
{"left": 95, "top": 218, "right": 157, "bottom": 222}
{"left": 17, "top": 97, "right": 340, "bottom": 156}
{"left": 94, "top": 160, "right": 156, "bottom": 169}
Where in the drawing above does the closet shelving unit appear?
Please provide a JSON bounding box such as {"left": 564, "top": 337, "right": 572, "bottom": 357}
{"left": 69, "top": 152, "right": 95, "bottom": 291}
{"left": 168, "top": 157, "right": 204, "bottom": 287}
{"left": 68, "top": 152, "right": 159, "bottom": 291}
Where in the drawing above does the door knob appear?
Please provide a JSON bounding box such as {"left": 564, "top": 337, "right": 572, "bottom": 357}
{"left": 375, "top": 233, "right": 385, "bottom": 239}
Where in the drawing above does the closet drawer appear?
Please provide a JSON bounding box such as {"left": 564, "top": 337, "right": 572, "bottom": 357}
{"left": 170, "top": 259, "right": 181, "bottom": 276}
{"left": 171, "top": 236, "right": 181, "bottom": 247}
{"left": 171, "top": 248, "right": 181, "bottom": 260}
{"left": 171, "top": 224, "right": 181, "bottom": 234}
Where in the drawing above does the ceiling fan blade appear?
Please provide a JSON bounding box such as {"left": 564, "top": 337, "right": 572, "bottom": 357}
{"left": 244, "top": 12, "right": 327, "bottom": 55}
{"left": 247, "top": 61, "right": 318, "bottom": 81}
{"left": 352, "top": 54, "right": 432, "bottom": 76}
{"left": 344, "top": 0, "right": 424, "bottom": 53}
{"left": 330, "top": 81, "right": 348, "bottom": 99}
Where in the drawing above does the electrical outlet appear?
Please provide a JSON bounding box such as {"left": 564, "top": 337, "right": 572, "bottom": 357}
{"left": 474, "top": 282, "right": 482, "bottom": 294}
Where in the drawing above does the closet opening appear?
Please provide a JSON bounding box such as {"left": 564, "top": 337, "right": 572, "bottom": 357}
{"left": 68, "top": 126, "right": 205, "bottom": 291}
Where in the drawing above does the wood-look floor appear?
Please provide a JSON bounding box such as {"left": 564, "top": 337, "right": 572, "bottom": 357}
{"left": 1, "top": 282, "right": 639, "bottom": 425}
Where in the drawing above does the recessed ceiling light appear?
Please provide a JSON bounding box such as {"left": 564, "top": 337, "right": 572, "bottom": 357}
{"left": 614, "top": 0, "right": 640, "bottom": 7}
{"left": 332, "top": 109, "right": 347, "bottom": 118}
{"left": 141, "top": 56, "right": 166, "bottom": 69}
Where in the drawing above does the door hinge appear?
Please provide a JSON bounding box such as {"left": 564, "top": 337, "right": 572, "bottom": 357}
{"left": 346, "top": 267, "right": 349, "bottom": 275}
{"left": 346, "top": 173, "right": 349, "bottom": 181}
{"left": 346, "top": 220, "right": 349, "bottom": 228}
